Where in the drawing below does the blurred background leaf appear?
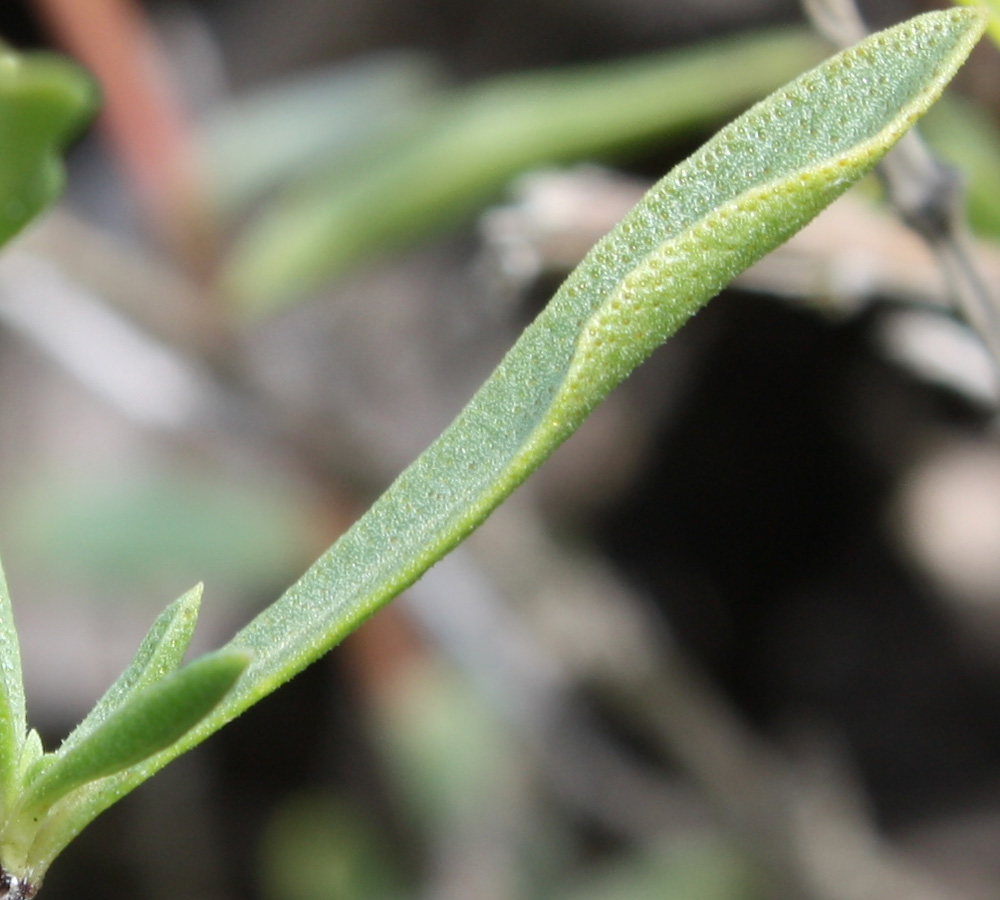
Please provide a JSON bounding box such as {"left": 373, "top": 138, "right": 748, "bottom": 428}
{"left": 260, "top": 793, "right": 407, "bottom": 900}
{"left": 6, "top": 468, "right": 315, "bottom": 597}
{"left": 0, "top": 46, "right": 96, "bottom": 247}
{"left": 922, "top": 96, "right": 1000, "bottom": 239}
{"left": 201, "top": 51, "right": 446, "bottom": 215}
{"left": 217, "top": 28, "right": 824, "bottom": 313}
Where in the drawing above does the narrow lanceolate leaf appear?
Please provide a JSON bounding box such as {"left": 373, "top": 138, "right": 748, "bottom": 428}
{"left": 0, "top": 48, "right": 97, "bottom": 249}
{"left": 215, "top": 7, "right": 987, "bottom": 717}
{"left": 18, "top": 650, "right": 248, "bottom": 820}
{"left": 0, "top": 555, "right": 26, "bottom": 817}
{"left": 22, "top": 8, "right": 985, "bottom": 876}
{"left": 54, "top": 585, "right": 203, "bottom": 759}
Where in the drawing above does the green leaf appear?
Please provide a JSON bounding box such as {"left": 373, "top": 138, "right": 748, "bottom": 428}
{"left": 18, "top": 8, "right": 986, "bottom": 878}
{"left": 52, "top": 585, "right": 203, "bottom": 760}
{"left": 0, "top": 48, "right": 98, "bottom": 249}
{"left": 18, "top": 650, "right": 247, "bottom": 820}
{"left": 212, "top": 6, "right": 987, "bottom": 727}
{"left": 221, "top": 28, "right": 827, "bottom": 314}
{"left": 17, "top": 730, "right": 45, "bottom": 785}
{"left": 0, "top": 554, "right": 26, "bottom": 818}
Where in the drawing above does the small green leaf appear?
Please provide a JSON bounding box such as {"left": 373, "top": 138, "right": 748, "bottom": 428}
{"left": 0, "top": 554, "right": 26, "bottom": 818}
{"left": 53, "top": 585, "right": 203, "bottom": 759}
{"left": 0, "top": 48, "right": 97, "bottom": 249}
{"left": 17, "top": 730, "right": 45, "bottom": 784}
{"left": 19, "top": 650, "right": 248, "bottom": 820}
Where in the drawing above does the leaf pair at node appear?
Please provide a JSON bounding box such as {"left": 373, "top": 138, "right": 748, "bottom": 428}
{"left": 0, "top": 572, "right": 247, "bottom": 895}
